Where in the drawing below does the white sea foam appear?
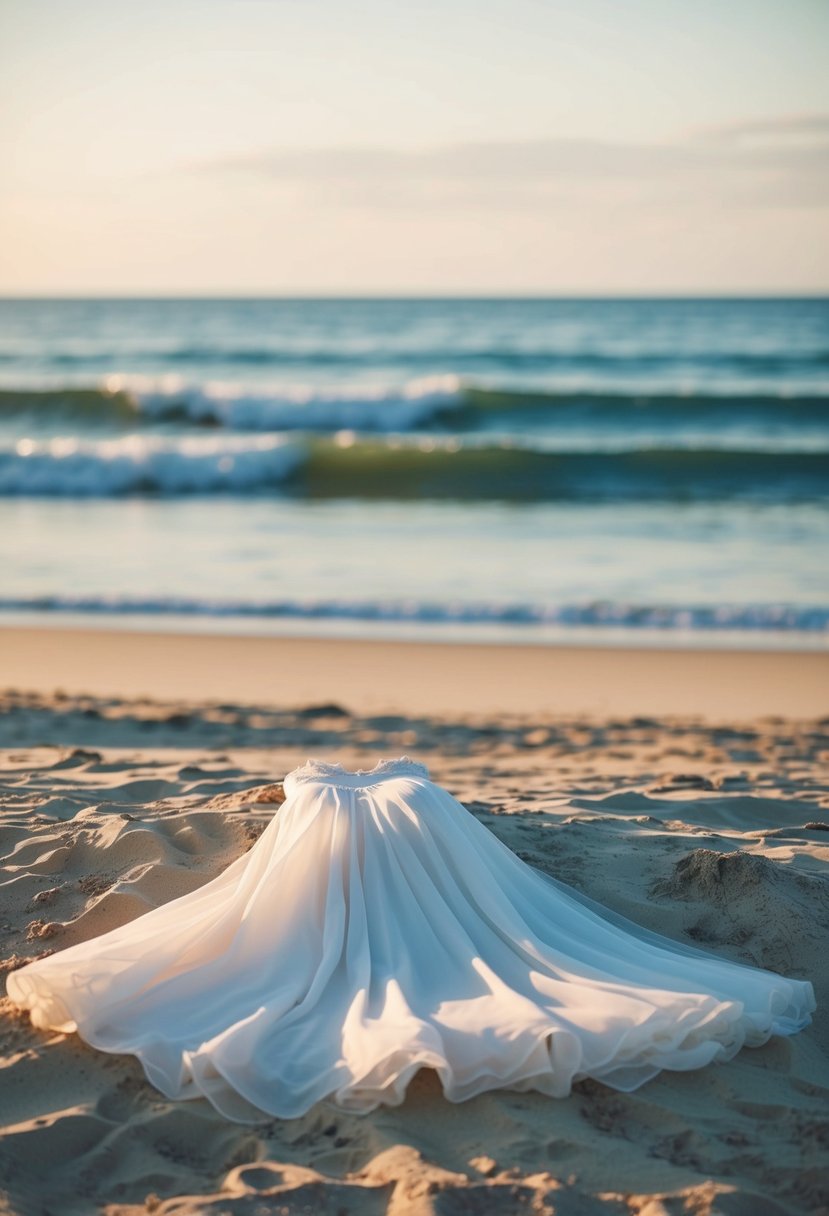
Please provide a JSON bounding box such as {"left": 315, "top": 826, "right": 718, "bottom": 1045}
{"left": 2, "top": 432, "right": 826, "bottom": 500}
{"left": 0, "top": 433, "right": 305, "bottom": 496}
{"left": 104, "top": 373, "right": 464, "bottom": 432}
{"left": 0, "top": 593, "right": 825, "bottom": 634}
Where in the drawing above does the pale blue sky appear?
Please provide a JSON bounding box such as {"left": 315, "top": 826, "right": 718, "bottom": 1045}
{"left": 1, "top": 0, "right": 827, "bottom": 293}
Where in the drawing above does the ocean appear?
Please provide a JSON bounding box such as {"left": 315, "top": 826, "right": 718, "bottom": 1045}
{"left": 1, "top": 297, "right": 827, "bottom": 647}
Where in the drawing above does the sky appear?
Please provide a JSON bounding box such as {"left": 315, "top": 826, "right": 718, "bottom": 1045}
{"left": 1, "top": 0, "right": 828, "bottom": 294}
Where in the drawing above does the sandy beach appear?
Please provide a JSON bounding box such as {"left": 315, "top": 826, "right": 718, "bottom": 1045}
{"left": 3, "top": 625, "right": 828, "bottom": 717}
{"left": 4, "top": 0, "right": 828, "bottom": 1205}
{"left": 0, "top": 629, "right": 827, "bottom": 1215}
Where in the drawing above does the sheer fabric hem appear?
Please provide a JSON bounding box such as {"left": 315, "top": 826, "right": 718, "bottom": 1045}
{"left": 6, "top": 961, "right": 814, "bottom": 1121}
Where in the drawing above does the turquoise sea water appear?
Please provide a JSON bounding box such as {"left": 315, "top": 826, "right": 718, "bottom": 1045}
{"left": 1, "top": 297, "right": 827, "bottom": 646}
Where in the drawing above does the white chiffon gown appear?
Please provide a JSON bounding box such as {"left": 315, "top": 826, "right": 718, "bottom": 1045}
{"left": 7, "top": 758, "right": 815, "bottom": 1121}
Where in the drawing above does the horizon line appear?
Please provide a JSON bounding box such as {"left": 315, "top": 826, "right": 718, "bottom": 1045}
{"left": 1, "top": 290, "right": 828, "bottom": 302}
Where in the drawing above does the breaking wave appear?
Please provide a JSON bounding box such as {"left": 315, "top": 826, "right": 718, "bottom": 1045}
{"left": 1, "top": 433, "right": 826, "bottom": 501}
{"left": 0, "top": 377, "right": 827, "bottom": 434}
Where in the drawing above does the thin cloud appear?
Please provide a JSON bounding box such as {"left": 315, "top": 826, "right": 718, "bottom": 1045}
{"left": 201, "top": 137, "right": 732, "bottom": 180}
{"left": 697, "top": 113, "right": 829, "bottom": 145}
{"left": 194, "top": 116, "right": 829, "bottom": 210}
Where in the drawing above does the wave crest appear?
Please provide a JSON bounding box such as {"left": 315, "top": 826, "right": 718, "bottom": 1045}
{"left": 2, "top": 434, "right": 304, "bottom": 496}
{"left": 0, "top": 377, "right": 827, "bottom": 434}
{"left": 1, "top": 434, "right": 826, "bottom": 501}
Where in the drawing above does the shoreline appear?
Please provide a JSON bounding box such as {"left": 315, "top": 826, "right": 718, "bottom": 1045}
{"left": 2, "top": 624, "right": 827, "bottom": 718}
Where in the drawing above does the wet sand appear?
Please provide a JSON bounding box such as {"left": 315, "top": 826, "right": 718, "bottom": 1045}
{"left": 2, "top": 625, "right": 828, "bottom": 717}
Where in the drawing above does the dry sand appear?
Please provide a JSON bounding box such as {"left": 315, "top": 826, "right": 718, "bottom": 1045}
{"left": 0, "top": 630, "right": 828, "bottom": 1215}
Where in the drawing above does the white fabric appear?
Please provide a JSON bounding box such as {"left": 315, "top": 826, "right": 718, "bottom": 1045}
{"left": 6, "top": 757, "right": 815, "bottom": 1121}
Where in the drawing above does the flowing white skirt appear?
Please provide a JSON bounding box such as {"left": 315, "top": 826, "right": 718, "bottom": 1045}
{"left": 6, "top": 758, "right": 815, "bottom": 1121}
